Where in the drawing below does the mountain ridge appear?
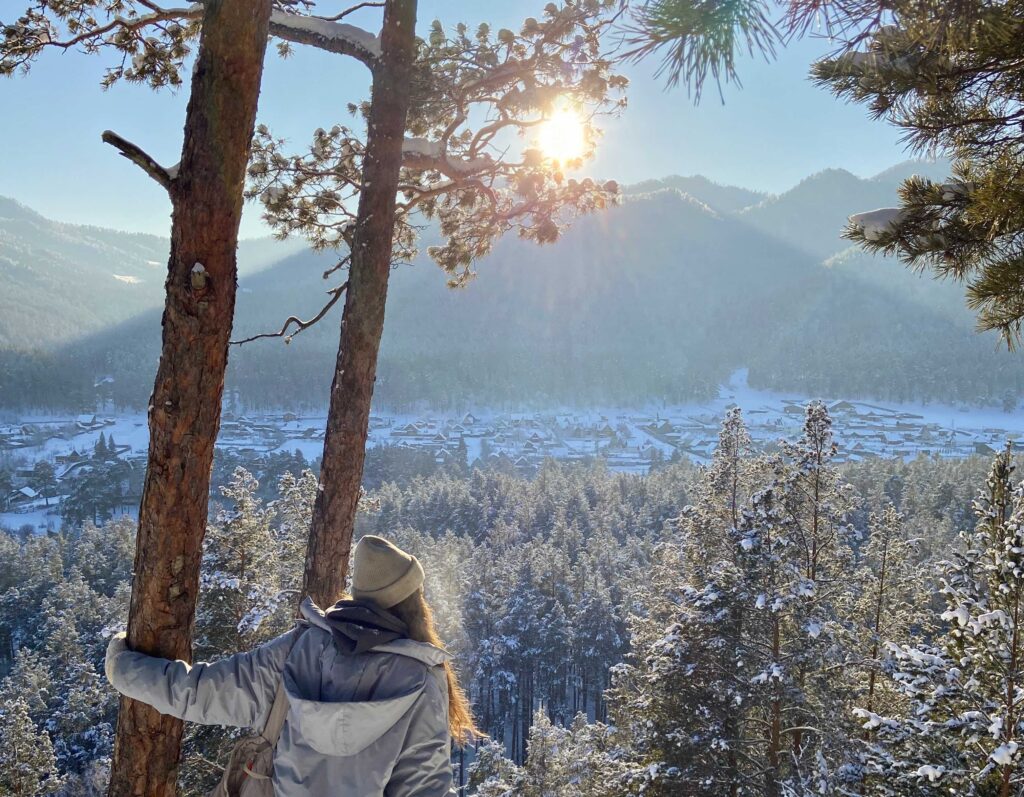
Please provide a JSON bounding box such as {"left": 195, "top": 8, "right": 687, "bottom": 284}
{"left": 3, "top": 158, "right": 1019, "bottom": 411}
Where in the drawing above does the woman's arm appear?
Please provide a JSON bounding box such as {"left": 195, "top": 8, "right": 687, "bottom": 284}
{"left": 104, "top": 626, "right": 303, "bottom": 728}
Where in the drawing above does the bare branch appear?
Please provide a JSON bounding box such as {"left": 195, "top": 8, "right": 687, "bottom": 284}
{"left": 101, "top": 130, "right": 175, "bottom": 192}
{"left": 230, "top": 282, "right": 348, "bottom": 346}
{"left": 322, "top": 258, "right": 350, "bottom": 280}
{"left": 319, "top": 2, "right": 385, "bottom": 22}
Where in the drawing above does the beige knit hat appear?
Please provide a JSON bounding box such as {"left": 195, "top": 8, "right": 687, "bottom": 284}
{"left": 350, "top": 535, "right": 425, "bottom": 608}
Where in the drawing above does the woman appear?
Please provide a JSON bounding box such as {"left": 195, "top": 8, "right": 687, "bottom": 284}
{"left": 105, "top": 535, "right": 478, "bottom": 796}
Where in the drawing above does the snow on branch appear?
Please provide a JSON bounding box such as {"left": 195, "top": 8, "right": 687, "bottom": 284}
{"left": 849, "top": 207, "right": 907, "bottom": 241}
{"left": 401, "top": 137, "right": 494, "bottom": 177}
{"left": 269, "top": 10, "right": 379, "bottom": 67}
{"left": 101, "top": 130, "right": 176, "bottom": 193}
{"left": 835, "top": 50, "right": 916, "bottom": 75}
{"left": 116, "top": 5, "right": 203, "bottom": 28}
{"left": 401, "top": 137, "right": 442, "bottom": 159}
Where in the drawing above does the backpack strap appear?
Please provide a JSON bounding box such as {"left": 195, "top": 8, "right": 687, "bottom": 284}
{"left": 260, "top": 623, "right": 308, "bottom": 746}
{"left": 242, "top": 679, "right": 291, "bottom": 782}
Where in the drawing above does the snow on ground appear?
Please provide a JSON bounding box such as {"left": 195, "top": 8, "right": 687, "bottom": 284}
{"left": 0, "top": 506, "right": 60, "bottom": 534}
{"left": 3, "top": 368, "right": 1023, "bottom": 532}
{"left": 4, "top": 370, "right": 1023, "bottom": 470}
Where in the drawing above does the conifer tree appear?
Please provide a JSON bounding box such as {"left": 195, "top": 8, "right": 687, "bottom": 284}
{"left": 462, "top": 541, "right": 514, "bottom": 738}
{"left": 853, "top": 505, "right": 930, "bottom": 736}
{"left": 2, "top": 648, "right": 52, "bottom": 723}
{"left": 2, "top": 3, "right": 275, "bottom": 792}
{"left": 604, "top": 404, "right": 862, "bottom": 796}
{"left": 603, "top": 409, "right": 761, "bottom": 795}
{"left": 856, "top": 446, "right": 1024, "bottom": 796}
{"left": 570, "top": 580, "right": 624, "bottom": 720}
{"left": 266, "top": 468, "right": 320, "bottom": 621}
{"left": 239, "top": 0, "right": 626, "bottom": 607}
{"left": 685, "top": 406, "right": 760, "bottom": 575}
{"left": 606, "top": 538, "right": 743, "bottom": 795}
{"left": 30, "top": 460, "right": 57, "bottom": 506}
{"left": 496, "top": 556, "right": 572, "bottom": 761}
{"left": 196, "top": 468, "right": 279, "bottom": 656}
{"left": 467, "top": 737, "right": 524, "bottom": 797}
{"left": 766, "top": 401, "right": 860, "bottom": 773}
{"left": 45, "top": 660, "right": 115, "bottom": 776}
{"left": 0, "top": 695, "right": 62, "bottom": 796}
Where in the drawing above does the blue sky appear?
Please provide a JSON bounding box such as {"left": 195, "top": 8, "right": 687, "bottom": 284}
{"left": 0, "top": 1, "right": 910, "bottom": 238}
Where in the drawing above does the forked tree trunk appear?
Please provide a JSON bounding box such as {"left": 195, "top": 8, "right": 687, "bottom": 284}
{"left": 107, "top": 2, "right": 271, "bottom": 795}
{"left": 301, "top": 0, "right": 418, "bottom": 608}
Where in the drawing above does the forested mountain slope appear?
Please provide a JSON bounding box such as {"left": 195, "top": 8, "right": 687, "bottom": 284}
{"left": 2, "top": 161, "right": 1020, "bottom": 410}
{"left": 0, "top": 196, "right": 302, "bottom": 348}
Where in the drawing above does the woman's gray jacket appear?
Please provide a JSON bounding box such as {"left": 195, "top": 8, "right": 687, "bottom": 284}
{"left": 105, "top": 597, "right": 455, "bottom": 796}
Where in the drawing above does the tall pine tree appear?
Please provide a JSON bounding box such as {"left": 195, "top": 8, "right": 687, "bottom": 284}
{"left": 856, "top": 446, "right": 1024, "bottom": 796}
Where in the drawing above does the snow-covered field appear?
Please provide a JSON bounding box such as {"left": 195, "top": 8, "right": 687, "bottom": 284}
{"left": 2, "top": 369, "right": 1022, "bottom": 531}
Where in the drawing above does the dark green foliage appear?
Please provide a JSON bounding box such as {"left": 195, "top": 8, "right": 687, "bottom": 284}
{"left": 813, "top": 1, "right": 1024, "bottom": 345}
{"left": 59, "top": 460, "right": 140, "bottom": 528}
{"left": 853, "top": 447, "right": 1024, "bottom": 795}
{"left": 623, "top": 0, "right": 778, "bottom": 98}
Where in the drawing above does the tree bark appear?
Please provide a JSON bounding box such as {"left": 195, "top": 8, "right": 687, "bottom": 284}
{"left": 302, "top": 0, "right": 419, "bottom": 608}
{"left": 107, "top": 2, "right": 271, "bottom": 795}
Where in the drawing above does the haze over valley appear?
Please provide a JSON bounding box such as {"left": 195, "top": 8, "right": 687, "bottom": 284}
{"left": 2, "top": 159, "right": 1019, "bottom": 414}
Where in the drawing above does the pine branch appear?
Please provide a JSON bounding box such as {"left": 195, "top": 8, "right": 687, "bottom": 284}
{"left": 620, "top": 0, "right": 780, "bottom": 100}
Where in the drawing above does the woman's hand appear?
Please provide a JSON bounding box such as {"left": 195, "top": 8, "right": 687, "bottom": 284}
{"left": 105, "top": 631, "right": 128, "bottom": 684}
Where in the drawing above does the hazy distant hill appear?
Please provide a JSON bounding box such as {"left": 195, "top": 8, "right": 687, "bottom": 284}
{"left": 623, "top": 174, "right": 766, "bottom": 213}
{"left": 622, "top": 161, "right": 951, "bottom": 260}
{"left": 738, "top": 160, "right": 951, "bottom": 260}
{"left": 2, "top": 159, "right": 1021, "bottom": 411}
{"left": 0, "top": 196, "right": 303, "bottom": 348}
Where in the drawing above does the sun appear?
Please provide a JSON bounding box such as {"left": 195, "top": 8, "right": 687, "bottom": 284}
{"left": 536, "top": 102, "right": 587, "bottom": 164}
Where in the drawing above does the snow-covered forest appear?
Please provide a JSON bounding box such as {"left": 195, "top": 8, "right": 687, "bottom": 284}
{"left": 4, "top": 403, "right": 1022, "bottom": 795}
{"left": 4, "top": 0, "right": 1024, "bottom": 794}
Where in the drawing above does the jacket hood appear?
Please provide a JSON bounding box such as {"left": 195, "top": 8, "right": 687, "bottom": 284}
{"left": 299, "top": 596, "right": 450, "bottom": 667}
{"left": 282, "top": 666, "right": 426, "bottom": 756}
{"left": 323, "top": 598, "right": 409, "bottom": 654}
{"left": 287, "top": 597, "right": 450, "bottom": 755}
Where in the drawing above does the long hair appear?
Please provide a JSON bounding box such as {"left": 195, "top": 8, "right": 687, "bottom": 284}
{"left": 388, "top": 588, "right": 482, "bottom": 746}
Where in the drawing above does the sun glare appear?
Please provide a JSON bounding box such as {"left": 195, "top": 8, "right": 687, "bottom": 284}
{"left": 537, "top": 103, "right": 587, "bottom": 164}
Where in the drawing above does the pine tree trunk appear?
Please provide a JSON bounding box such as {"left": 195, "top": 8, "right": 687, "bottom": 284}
{"left": 727, "top": 606, "right": 743, "bottom": 797}
{"left": 106, "top": 2, "right": 271, "bottom": 795}
{"left": 301, "top": 0, "right": 418, "bottom": 608}
{"left": 766, "top": 618, "right": 782, "bottom": 797}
